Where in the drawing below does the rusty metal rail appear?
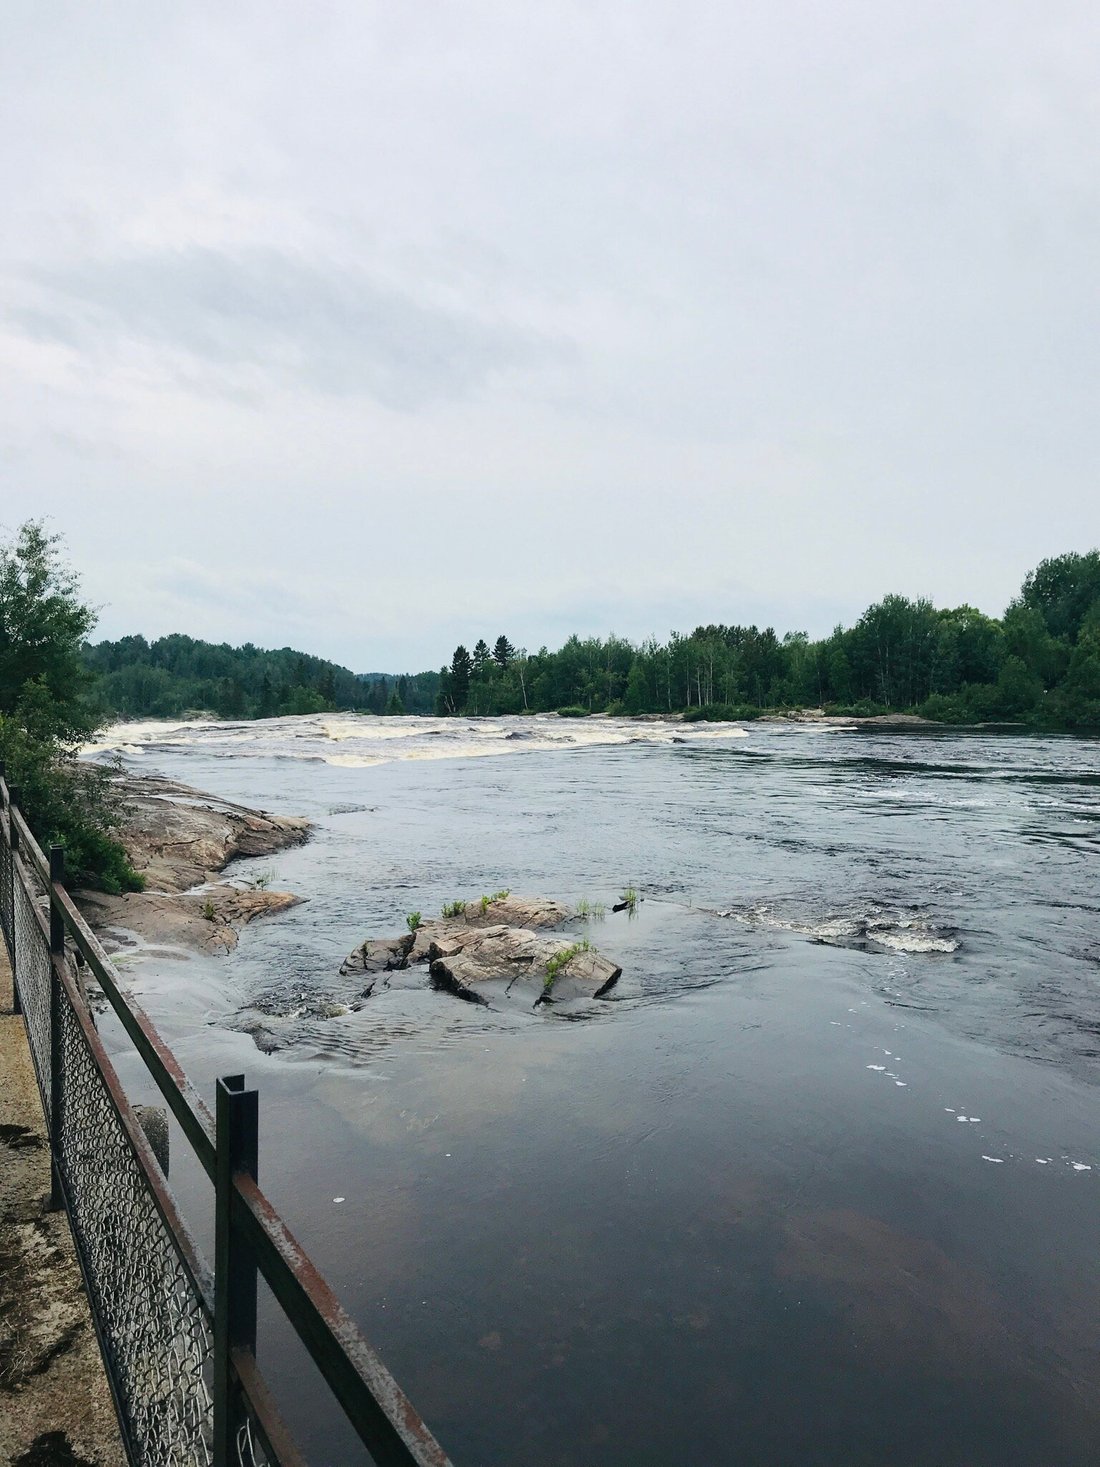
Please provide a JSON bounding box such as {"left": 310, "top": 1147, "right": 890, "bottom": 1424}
{"left": 0, "top": 766, "right": 452, "bottom": 1467}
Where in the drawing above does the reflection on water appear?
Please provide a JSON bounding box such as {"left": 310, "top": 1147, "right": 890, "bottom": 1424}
{"left": 92, "top": 718, "right": 1100, "bottom": 1464}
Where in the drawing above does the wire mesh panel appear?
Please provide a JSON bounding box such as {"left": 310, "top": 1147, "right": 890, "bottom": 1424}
{"left": 13, "top": 866, "right": 52, "bottom": 1106}
{"left": 57, "top": 984, "right": 215, "bottom": 1467}
{"left": 236, "top": 1410, "right": 275, "bottom": 1467}
{"left": 0, "top": 820, "right": 12, "bottom": 949}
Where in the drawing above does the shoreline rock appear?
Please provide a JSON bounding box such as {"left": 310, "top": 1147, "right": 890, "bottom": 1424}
{"left": 106, "top": 772, "right": 310, "bottom": 892}
{"left": 79, "top": 773, "right": 310, "bottom": 956}
{"left": 757, "top": 710, "right": 939, "bottom": 728}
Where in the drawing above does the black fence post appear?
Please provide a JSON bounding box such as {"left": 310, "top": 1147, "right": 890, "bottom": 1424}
{"left": 48, "top": 845, "right": 65, "bottom": 1212}
{"left": 213, "top": 1074, "right": 259, "bottom": 1466}
{"left": 8, "top": 785, "right": 20, "bottom": 1014}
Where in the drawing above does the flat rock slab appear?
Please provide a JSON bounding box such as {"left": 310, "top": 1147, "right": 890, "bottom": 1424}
{"left": 81, "top": 886, "right": 302, "bottom": 956}
{"left": 341, "top": 898, "right": 622, "bottom": 1011}
{"left": 429, "top": 927, "right": 621, "bottom": 1007}
{"left": 109, "top": 772, "right": 310, "bottom": 893}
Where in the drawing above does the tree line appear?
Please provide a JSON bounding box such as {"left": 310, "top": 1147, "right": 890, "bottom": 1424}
{"left": 83, "top": 634, "right": 440, "bottom": 719}
{"left": 435, "top": 554, "right": 1100, "bottom": 729}
{"left": 81, "top": 552, "right": 1100, "bottom": 730}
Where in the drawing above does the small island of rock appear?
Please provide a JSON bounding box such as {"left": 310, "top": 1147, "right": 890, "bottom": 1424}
{"left": 342, "top": 894, "right": 622, "bottom": 1010}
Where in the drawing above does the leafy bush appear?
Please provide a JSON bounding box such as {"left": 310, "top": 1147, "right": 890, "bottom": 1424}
{"left": 682, "top": 704, "right": 762, "bottom": 722}
{"left": 916, "top": 693, "right": 971, "bottom": 724}
{"left": 823, "top": 699, "right": 890, "bottom": 717}
{"left": 556, "top": 705, "right": 589, "bottom": 718}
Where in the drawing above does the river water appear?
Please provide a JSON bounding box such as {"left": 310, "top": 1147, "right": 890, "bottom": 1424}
{"left": 89, "top": 714, "right": 1100, "bottom": 1466}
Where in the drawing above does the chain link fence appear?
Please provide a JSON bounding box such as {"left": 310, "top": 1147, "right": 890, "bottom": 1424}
{"left": 57, "top": 983, "right": 216, "bottom": 1464}
{"left": 0, "top": 819, "right": 12, "bottom": 950}
{"left": 12, "top": 862, "right": 52, "bottom": 1105}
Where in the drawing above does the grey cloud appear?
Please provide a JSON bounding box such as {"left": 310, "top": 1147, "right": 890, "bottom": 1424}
{"left": 1, "top": 3, "right": 1098, "bottom": 669}
{"left": 10, "top": 247, "right": 557, "bottom": 409}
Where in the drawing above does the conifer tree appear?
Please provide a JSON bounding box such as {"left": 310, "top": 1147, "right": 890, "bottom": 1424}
{"left": 493, "top": 635, "right": 515, "bottom": 669}
{"left": 449, "top": 645, "right": 473, "bottom": 711}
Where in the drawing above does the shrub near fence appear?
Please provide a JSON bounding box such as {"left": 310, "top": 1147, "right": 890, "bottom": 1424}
{"left": 0, "top": 765, "right": 452, "bottom": 1467}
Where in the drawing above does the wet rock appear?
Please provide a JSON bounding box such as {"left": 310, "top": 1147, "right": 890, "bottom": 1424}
{"left": 459, "top": 895, "right": 572, "bottom": 928}
{"left": 429, "top": 928, "right": 621, "bottom": 1007}
{"left": 76, "top": 773, "right": 310, "bottom": 957}
{"left": 340, "top": 933, "right": 413, "bottom": 977}
{"left": 106, "top": 773, "right": 310, "bottom": 894}
{"left": 233, "top": 989, "right": 349, "bottom": 1053}
{"left": 342, "top": 898, "right": 622, "bottom": 1011}
{"left": 237, "top": 1021, "right": 285, "bottom": 1055}
{"left": 80, "top": 886, "right": 303, "bottom": 956}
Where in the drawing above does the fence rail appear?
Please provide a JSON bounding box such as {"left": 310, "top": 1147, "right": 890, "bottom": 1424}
{"left": 0, "top": 766, "right": 452, "bottom": 1467}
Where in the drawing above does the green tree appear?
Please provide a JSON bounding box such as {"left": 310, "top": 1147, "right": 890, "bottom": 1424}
{"left": 282, "top": 685, "right": 329, "bottom": 716}
{"left": 1002, "top": 604, "right": 1067, "bottom": 689}
{"left": 0, "top": 522, "right": 141, "bottom": 891}
{"left": 1052, "top": 616, "right": 1100, "bottom": 726}
{"left": 449, "top": 645, "right": 473, "bottom": 712}
{"left": 623, "top": 658, "right": 649, "bottom": 714}
{"left": 1019, "top": 552, "right": 1100, "bottom": 643}
{"left": 493, "top": 635, "right": 515, "bottom": 669}
{"left": 258, "top": 672, "right": 277, "bottom": 719}
{"left": 0, "top": 521, "right": 99, "bottom": 740}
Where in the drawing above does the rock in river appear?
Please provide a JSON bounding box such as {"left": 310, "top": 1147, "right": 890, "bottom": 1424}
{"left": 341, "top": 895, "right": 622, "bottom": 1011}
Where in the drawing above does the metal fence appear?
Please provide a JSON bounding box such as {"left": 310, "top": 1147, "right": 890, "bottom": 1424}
{"left": 0, "top": 768, "right": 452, "bottom": 1467}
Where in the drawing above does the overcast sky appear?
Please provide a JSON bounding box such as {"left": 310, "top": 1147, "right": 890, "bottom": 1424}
{"left": 2, "top": 3, "right": 1097, "bottom": 671}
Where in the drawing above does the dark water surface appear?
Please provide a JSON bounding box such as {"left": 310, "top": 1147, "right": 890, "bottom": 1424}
{"left": 94, "top": 717, "right": 1100, "bottom": 1465}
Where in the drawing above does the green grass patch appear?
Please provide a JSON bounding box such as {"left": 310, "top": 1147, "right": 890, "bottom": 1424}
{"left": 543, "top": 939, "right": 592, "bottom": 994}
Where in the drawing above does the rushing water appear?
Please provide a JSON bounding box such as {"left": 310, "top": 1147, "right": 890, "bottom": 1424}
{"left": 89, "top": 714, "right": 1100, "bottom": 1466}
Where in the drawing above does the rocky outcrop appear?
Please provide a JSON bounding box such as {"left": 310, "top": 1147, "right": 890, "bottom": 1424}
{"left": 80, "top": 774, "right": 309, "bottom": 955}
{"left": 457, "top": 894, "right": 572, "bottom": 929}
{"left": 341, "top": 896, "right": 622, "bottom": 1010}
{"left": 107, "top": 773, "right": 309, "bottom": 893}
{"left": 758, "top": 710, "right": 940, "bottom": 728}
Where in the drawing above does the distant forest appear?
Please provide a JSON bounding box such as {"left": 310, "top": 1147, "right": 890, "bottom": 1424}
{"left": 83, "top": 634, "right": 439, "bottom": 719}
{"left": 84, "top": 552, "right": 1100, "bottom": 730}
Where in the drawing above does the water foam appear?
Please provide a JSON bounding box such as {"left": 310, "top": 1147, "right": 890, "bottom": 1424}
{"left": 718, "top": 901, "right": 961, "bottom": 955}
{"left": 86, "top": 711, "right": 752, "bottom": 771}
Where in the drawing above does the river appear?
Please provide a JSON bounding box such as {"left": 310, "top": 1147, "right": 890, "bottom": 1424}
{"left": 89, "top": 713, "right": 1100, "bottom": 1466}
